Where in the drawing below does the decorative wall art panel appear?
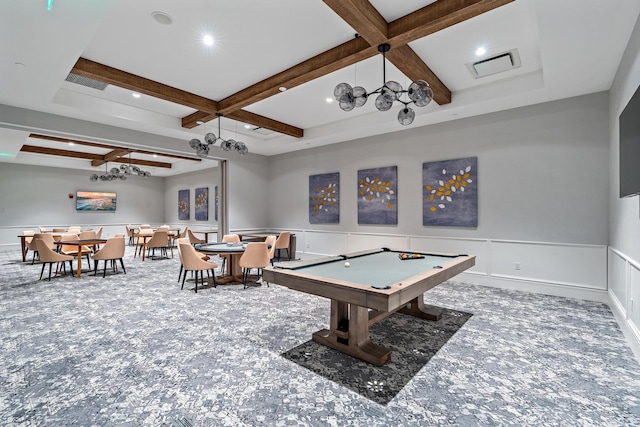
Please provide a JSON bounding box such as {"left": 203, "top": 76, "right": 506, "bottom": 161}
{"left": 422, "top": 157, "right": 478, "bottom": 227}
{"left": 178, "top": 189, "right": 190, "bottom": 220}
{"left": 195, "top": 187, "right": 209, "bottom": 221}
{"left": 214, "top": 185, "right": 219, "bottom": 222}
{"left": 309, "top": 172, "right": 340, "bottom": 224}
{"left": 76, "top": 191, "right": 116, "bottom": 211}
{"left": 357, "top": 166, "right": 397, "bottom": 225}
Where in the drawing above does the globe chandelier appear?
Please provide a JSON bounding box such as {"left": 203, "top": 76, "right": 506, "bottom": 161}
{"left": 333, "top": 43, "right": 434, "bottom": 126}
{"left": 89, "top": 151, "right": 151, "bottom": 181}
{"left": 188, "top": 113, "right": 248, "bottom": 157}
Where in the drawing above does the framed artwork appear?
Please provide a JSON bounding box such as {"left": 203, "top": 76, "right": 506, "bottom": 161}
{"left": 178, "top": 189, "right": 190, "bottom": 220}
{"left": 195, "top": 187, "right": 209, "bottom": 221}
{"left": 214, "top": 185, "right": 218, "bottom": 222}
{"left": 422, "top": 156, "right": 478, "bottom": 227}
{"left": 309, "top": 172, "right": 340, "bottom": 224}
{"left": 76, "top": 191, "right": 116, "bottom": 211}
{"left": 357, "top": 166, "right": 397, "bottom": 225}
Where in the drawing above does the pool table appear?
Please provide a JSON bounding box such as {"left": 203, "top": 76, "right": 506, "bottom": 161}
{"left": 262, "top": 248, "right": 475, "bottom": 366}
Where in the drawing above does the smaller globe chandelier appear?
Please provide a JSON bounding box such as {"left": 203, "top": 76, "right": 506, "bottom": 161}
{"left": 89, "top": 152, "right": 151, "bottom": 181}
{"left": 188, "top": 114, "right": 248, "bottom": 157}
{"left": 333, "top": 43, "right": 434, "bottom": 126}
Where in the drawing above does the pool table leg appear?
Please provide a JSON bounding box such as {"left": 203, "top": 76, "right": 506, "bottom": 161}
{"left": 398, "top": 294, "right": 443, "bottom": 321}
{"left": 312, "top": 300, "right": 391, "bottom": 366}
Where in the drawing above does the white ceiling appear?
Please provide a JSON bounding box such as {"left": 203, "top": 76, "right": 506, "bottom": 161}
{"left": 1, "top": 0, "right": 639, "bottom": 177}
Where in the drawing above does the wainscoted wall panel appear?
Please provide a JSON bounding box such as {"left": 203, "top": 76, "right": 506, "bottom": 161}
{"left": 298, "top": 230, "right": 607, "bottom": 301}
{"left": 490, "top": 241, "right": 606, "bottom": 290}
{"left": 608, "top": 247, "right": 640, "bottom": 361}
{"left": 609, "top": 249, "right": 629, "bottom": 314}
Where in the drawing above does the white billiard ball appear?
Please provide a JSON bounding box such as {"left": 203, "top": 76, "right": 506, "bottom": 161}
{"left": 344, "top": 262, "right": 350, "bottom": 268}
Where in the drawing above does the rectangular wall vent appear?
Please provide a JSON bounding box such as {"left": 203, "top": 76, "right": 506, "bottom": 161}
{"left": 467, "top": 48, "right": 521, "bottom": 79}
{"left": 65, "top": 73, "right": 108, "bottom": 90}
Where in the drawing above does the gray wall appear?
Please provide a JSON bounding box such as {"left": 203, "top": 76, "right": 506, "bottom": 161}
{"left": 267, "top": 92, "right": 610, "bottom": 246}
{"left": 164, "top": 167, "right": 220, "bottom": 229}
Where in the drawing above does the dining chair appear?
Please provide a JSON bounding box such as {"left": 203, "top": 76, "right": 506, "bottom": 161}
{"left": 35, "top": 238, "right": 74, "bottom": 281}
{"left": 187, "top": 228, "right": 206, "bottom": 246}
{"left": 22, "top": 230, "right": 35, "bottom": 260}
{"left": 27, "top": 233, "right": 55, "bottom": 264}
{"left": 95, "top": 226, "right": 104, "bottom": 239}
{"left": 176, "top": 237, "right": 210, "bottom": 281}
{"left": 140, "top": 224, "right": 151, "bottom": 229}
{"left": 91, "top": 236, "right": 126, "bottom": 277}
{"left": 125, "top": 225, "right": 135, "bottom": 246}
{"left": 38, "top": 227, "right": 48, "bottom": 233}
{"left": 274, "top": 231, "right": 291, "bottom": 261}
{"left": 179, "top": 242, "right": 217, "bottom": 293}
{"left": 67, "top": 226, "right": 82, "bottom": 234}
{"left": 145, "top": 230, "right": 173, "bottom": 259}
{"left": 239, "top": 242, "right": 270, "bottom": 289}
{"left": 59, "top": 233, "right": 91, "bottom": 269}
{"left": 264, "top": 235, "right": 277, "bottom": 266}
{"left": 52, "top": 228, "right": 66, "bottom": 233}
{"left": 134, "top": 228, "right": 154, "bottom": 257}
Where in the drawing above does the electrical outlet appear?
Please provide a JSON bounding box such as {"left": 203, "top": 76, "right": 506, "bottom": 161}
{"left": 515, "top": 262, "right": 521, "bottom": 270}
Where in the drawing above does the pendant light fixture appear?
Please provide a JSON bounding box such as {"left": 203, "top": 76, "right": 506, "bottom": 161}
{"left": 89, "top": 151, "right": 151, "bottom": 181}
{"left": 188, "top": 114, "right": 248, "bottom": 156}
{"left": 333, "top": 43, "right": 434, "bottom": 126}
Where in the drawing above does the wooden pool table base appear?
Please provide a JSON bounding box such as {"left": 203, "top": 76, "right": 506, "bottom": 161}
{"left": 313, "top": 294, "right": 442, "bottom": 366}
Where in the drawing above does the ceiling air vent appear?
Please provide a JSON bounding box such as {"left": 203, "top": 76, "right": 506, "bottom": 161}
{"left": 467, "top": 49, "right": 521, "bottom": 79}
{"left": 65, "top": 73, "right": 108, "bottom": 90}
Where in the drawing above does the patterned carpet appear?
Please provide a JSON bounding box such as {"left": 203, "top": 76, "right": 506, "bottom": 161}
{"left": 1, "top": 246, "right": 640, "bottom": 426}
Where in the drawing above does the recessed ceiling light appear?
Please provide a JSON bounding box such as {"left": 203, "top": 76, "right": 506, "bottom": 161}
{"left": 326, "top": 97, "right": 333, "bottom": 103}
{"left": 279, "top": 87, "right": 287, "bottom": 92}
{"left": 196, "top": 120, "right": 204, "bottom": 125}
{"left": 475, "top": 46, "right": 486, "bottom": 56}
{"left": 203, "top": 35, "right": 214, "bottom": 46}
{"left": 151, "top": 11, "right": 173, "bottom": 25}
{"left": 244, "top": 124, "right": 251, "bottom": 129}
{"left": 153, "top": 154, "right": 158, "bottom": 158}
{"left": 68, "top": 142, "right": 75, "bottom": 146}
{"left": 132, "top": 93, "right": 141, "bottom": 98}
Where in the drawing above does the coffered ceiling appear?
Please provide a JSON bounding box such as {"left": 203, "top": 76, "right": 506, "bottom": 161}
{"left": 1, "top": 0, "right": 639, "bottom": 176}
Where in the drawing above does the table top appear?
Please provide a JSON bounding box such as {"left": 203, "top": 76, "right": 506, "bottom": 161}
{"left": 54, "top": 239, "right": 107, "bottom": 246}
{"left": 196, "top": 242, "right": 248, "bottom": 253}
{"left": 262, "top": 248, "right": 475, "bottom": 312}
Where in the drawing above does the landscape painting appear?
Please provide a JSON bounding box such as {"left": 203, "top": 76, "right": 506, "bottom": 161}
{"left": 422, "top": 156, "right": 478, "bottom": 227}
{"left": 195, "top": 187, "right": 209, "bottom": 221}
{"left": 178, "top": 189, "right": 190, "bottom": 220}
{"left": 76, "top": 191, "right": 116, "bottom": 211}
{"left": 309, "top": 172, "right": 340, "bottom": 224}
{"left": 357, "top": 166, "right": 397, "bottom": 225}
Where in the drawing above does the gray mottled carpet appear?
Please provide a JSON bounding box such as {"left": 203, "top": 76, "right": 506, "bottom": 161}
{"left": 282, "top": 308, "right": 473, "bottom": 405}
{"left": 1, "top": 246, "right": 640, "bottom": 426}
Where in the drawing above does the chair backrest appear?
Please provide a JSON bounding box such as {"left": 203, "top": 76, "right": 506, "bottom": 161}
{"left": 187, "top": 229, "right": 205, "bottom": 244}
{"left": 39, "top": 227, "right": 48, "bottom": 233}
{"left": 239, "top": 242, "right": 270, "bottom": 269}
{"left": 59, "top": 233, "right": 80, "bottom": 253}
{"left": 67, "top": 226, "right": 82, "bottom": 233}
{"left": 275, "top": 231, "right": 291, "bottom": 250}
{"left": 23, "top": 230, "right": 35, "bottom": 243}
{"left": 114, "top": 233, "right": 125, "bottom": 238}
{"left": 52, "top": 228, "right": 66, "bottom": 232}
{"left": 140, "top": 224, "right": 151, "bottom": 229}
{"left": 222, "top": 234, "right": 240, "bottom": 243}
{"left": 265, "top": 235, "right": 277, "bottom": 260}
{"left": 147, "top": 230, "right": 169, "bottom": 247}
{"left": 179, "top": 242, "right": 213, "bottom": 270}
{"left": 178, "top": 227, "right": 188, "bottom": 238}
{"left": 33, "top": 233, "right": 55, "bottom": 250}
{"left": 157, "top": 225, "right": 170, "bottom": 231}
{"left": 93, "top": 236, "right": 125, "bottom": 260}
{"left": 95, "top": 227, "right": 103, "bottom": 239}
{"left": 125, "top": 225, "right": 134, "bottom": 237}
{"left": 34, "top": 238, "right": 70, "bottom": 262}
{"left": 78, "top": 230, "right": 97, "bottom": 240}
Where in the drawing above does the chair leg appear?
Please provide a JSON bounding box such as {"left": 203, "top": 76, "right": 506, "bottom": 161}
{"left": 68, "top": 260, "right": 73, "bottom": 276}
{"left": 211, "top": 269, "right": 217, "bottom": 288}
{"left": 39, "top": 263, "right": 46, "bottom": 280}
{"left": 119, "top": 258, "right": 126, "bottom": 274}
{"left": 93, "top": 260, "right": 98, "bottom": 276}
{"left": 102, "top": 260, "right": 107, "bottom": 278}
{"left": 178, "top": 265, "right": 183, "bottom": 282}
{"left": 47, "top": 263, "right": 53, "bottom": 281}
{"left": 181, "top": 269, "right": 188, "bottom": 290}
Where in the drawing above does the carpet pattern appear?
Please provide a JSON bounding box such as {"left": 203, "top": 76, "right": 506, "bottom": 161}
{"left": 1, "top": 246, "right": 640, "bottom": 426}
{"left": 282, "top": 308, "right": 473, "bottom": 405}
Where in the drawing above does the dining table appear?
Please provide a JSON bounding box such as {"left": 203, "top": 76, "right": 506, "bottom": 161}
{"left": 54, "top": 238, "right": 107, "bottom": 278}
{"left": 195, "top": 242, "right": 249, "bottom": 284}
{"left": 190, "top": 229, "right": 218, "bottom": 243}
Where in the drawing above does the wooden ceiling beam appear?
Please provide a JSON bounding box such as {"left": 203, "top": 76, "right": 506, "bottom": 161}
{"left": 111, "top": 157, "right": 172, "bottom": 169}
{"left": 91, "top": 149, "right": 130, "bottom": 167}
{"left": 385, "top": 45, "right": 451, "bottom": 105}
{"left": 72, "top": 58, "right": 219, "bottom": 113}
{"left": 322, "top": 0, "right": 388, "bottom": 45}
{"left": 184, "top": 37, "right": 377, "bottom": 129}
{"left": 29, "top": 133, "right": 202, "bottom": 162}
{"left": 388, "top": 0, "right": 515, "bottom": 46}
{"left": 21, "top": 145, "right": 103, "bottom": 160}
